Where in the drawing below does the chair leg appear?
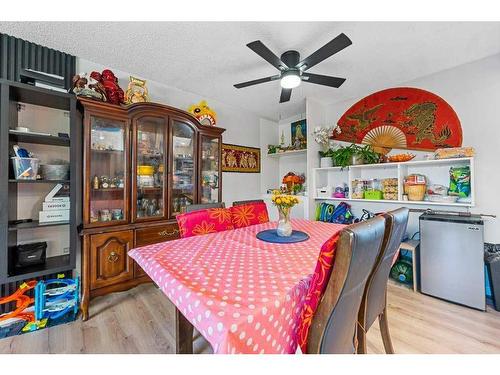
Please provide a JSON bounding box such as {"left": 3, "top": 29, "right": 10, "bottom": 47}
{"left": 378, "top": 306, "right": 395, "bottom": 354}
{"left": 356, "top": 322, "right": 367, "bottom": 354}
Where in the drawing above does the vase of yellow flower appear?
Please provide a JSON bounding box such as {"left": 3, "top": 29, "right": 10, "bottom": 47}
{"left": 271, "top": 191, "right": 300, "bottom": 237}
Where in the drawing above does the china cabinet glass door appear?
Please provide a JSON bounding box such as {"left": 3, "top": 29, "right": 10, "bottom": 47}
{"left": 171, "top": 120, "right": 196, "bottom": 216}
{"left": 200, "top": 135, "right": 221, "bottom": 204}
{"left": 134, "top": 116, "right": 166, "bottom": 221}
{"left": 89, "top": 116, "right": 128, "bottom": 225}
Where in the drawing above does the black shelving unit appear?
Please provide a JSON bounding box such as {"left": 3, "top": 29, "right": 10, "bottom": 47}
{"left": 8, "top": 130, "right": 70, "bottom": 146}
{"left": 9, "top": 179, "right": 70, "bottom": 184}
{"left": 0, "top": 79, "right": 81, "bottom": 284}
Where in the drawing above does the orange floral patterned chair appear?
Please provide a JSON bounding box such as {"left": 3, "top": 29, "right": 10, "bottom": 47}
{"left": 229, "top": 202, "right": 269, "bottom": 228}
{"left": 297, "top": 232, "right": 340, "bottom": 353}
{"left": 176, "top": 208, "right": 234, "bottom": 238}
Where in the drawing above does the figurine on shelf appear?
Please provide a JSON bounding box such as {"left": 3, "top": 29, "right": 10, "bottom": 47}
{"left": 187, "top": 100, "right": 217, "bottom": 126}
{"left": 92, "top": 175, "right": 99, "bottom": 190}
{"left": 100, "top": 176, "right": 109, "bottom": 189}
{"left": 72, "top": 73, "right": 107, "bottom": 101}
{"left": 125, "top": 76, "right": 150, "bottom": 104}
{"left": 100, "top": 209, "right": 112, "bottom": 222}
{"left": 90, "top": 70, "right": 125, "bottom": 105}
{"left": 112, "top": 209, "right": 123, "bottom": 221}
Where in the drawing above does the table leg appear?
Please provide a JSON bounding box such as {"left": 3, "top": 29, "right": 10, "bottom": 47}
{"left": 175, "top": 307, "right": 194, "bottom": 354}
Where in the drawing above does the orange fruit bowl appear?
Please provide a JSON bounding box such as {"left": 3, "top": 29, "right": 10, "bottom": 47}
{"left": 387, "top": 153, "right": 416, "bottom": 163}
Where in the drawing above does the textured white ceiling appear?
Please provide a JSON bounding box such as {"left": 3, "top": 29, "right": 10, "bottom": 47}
{"left": 1, "top": 22, "right": 500, "bottom": 121}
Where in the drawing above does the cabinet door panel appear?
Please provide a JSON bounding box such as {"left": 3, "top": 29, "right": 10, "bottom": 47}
{"left": 170, "top": 119, "right": 197, "bottom": 217}
{"left": 132, "top": 115, "right": 168, "bottom": 222}
{"left": 200, "top": 135, "right": 221, "bottom": 204}
{"left": 90, "top": 230, "right": 134, "bottom": 289}
{"left": 86, "top": 115, "right": 129, "bottom": 227}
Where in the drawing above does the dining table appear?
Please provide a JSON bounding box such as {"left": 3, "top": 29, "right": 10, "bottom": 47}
{"left": 128, "top": 218, "right": 345, "bottom": 354}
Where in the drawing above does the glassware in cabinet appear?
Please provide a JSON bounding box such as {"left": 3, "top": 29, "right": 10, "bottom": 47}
{"left": 171, "top": 120, "right": 196, "bottom": 216}
{"left": 133, "top": 116, "right": 166, "bottom": 221}
{"left": 88, "top": 116, "right": 128, "bottom": 225}
{"left": 200, "top": 135, "right": 221, "bottom": 204}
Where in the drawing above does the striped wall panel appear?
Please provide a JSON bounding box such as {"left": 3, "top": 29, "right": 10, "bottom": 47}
{"left": 0, "top": 33, "right": 76, "bottom": 89}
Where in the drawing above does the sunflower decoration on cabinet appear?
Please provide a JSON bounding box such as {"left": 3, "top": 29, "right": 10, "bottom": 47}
{"left": 188, "top": 100, "right": 217, "bottom": 126}
{"left": 334, "top": 87, "right": 463, "bottom": 154}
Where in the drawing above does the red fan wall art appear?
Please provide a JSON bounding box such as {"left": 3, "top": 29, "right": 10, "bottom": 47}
{"left": 335, "top": 87, "right": 462, "bottom": 154}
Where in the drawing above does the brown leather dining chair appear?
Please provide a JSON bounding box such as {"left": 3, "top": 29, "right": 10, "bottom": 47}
{"left": 357, "top": 207, "right": 409, "bottom": 354}
{"left": 307, "top": 216, "right": 386, "bottom": 354}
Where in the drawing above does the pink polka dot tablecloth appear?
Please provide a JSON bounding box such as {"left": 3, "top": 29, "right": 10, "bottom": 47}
{"left": 128, "top": 219, "right": 344, "bottom": 354}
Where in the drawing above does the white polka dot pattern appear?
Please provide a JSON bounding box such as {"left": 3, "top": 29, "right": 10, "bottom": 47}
{"left": 128, "top": 219, "right": 344, "bottom": 354}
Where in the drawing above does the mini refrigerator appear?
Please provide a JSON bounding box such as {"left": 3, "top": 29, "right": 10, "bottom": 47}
{"left": 419, "top": 212, "right": 485, "bottom": 310}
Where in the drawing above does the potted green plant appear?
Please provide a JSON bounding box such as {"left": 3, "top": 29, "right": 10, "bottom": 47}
{"left": 332, "top": 144, "right": 380, "bottom": 169}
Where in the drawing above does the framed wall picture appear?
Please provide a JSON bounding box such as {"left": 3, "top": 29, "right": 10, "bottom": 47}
{"left": 222, "top": 143, "right": 260, "bottom": 173}
{"left": 291, "top": 119, "right": 307, "bottom": 149}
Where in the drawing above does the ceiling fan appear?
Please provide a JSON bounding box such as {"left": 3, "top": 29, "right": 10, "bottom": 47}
{"left": 233, "top": 33, "right": 352, "bottom": 103}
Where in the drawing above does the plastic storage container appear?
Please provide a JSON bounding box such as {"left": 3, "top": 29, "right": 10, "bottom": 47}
{"left": 11, "top": 157, "right": 39, "bottom": 180}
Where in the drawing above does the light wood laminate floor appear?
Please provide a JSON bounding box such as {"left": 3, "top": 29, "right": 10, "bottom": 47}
{"left": 1, "top": 283, "right": 499, "bottom": 354}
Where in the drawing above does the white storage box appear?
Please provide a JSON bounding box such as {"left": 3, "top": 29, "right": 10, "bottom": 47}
{"left": 316, "top": 187, "right": 333, "bottom": 198}
{"left": 39, "top": 209, "right": 69, "bottom": 223}
{"left": 42, "top": 201, "right": 70, "bottom": 211}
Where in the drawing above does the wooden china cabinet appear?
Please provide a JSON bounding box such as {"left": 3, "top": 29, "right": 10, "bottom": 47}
{"left": 78, "top": 98, "right": 224, "bottom": 320}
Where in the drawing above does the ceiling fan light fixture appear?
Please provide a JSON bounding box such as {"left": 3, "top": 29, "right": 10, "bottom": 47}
{"left": 280, "top": 71, "right": 301, "bottom": 89}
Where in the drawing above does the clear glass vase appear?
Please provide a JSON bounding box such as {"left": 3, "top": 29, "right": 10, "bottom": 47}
{"left": 276, "top": 206, "right": 292, "bottom": 237}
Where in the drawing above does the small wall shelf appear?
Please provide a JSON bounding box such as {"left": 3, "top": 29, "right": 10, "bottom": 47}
{"left": 312, "top": 157, "right": 475, "bottom": 208}
{"left": 8, "top": 220, "right": 70, "bottom": 231}
{"left": 267, "top": 149, "right": 307, "bottom": 157}
{"left": 9, "top": 179, "right": 70, "bottom": 184}
{"left": 9, "top": 130, "right": 70, "bottom": 147}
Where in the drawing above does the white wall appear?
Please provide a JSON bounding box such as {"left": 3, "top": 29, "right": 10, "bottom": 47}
{"left": 320, "top": 54, "right": 500, "bottom": 243}
{"left": 259, "top": 118, "right": 279, "bottom": 194}
{"left": 77, "top": 58, "right": 262, "bottom": 206}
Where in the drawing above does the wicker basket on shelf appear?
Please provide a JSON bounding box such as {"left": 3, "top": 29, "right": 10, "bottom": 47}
{"left": 406, "top": 184, "right": 426, "bottom": 201}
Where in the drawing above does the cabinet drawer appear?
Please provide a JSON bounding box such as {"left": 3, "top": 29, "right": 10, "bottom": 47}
{"left": 90, "top": 230, "right": 134, "bottom": 290}
{"left": 135, "top": 223, "right": 180, "bottom": 247}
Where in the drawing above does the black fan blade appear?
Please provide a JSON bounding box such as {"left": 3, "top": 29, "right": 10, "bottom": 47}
{"left": 279, "top": 88, "right": 292, "bottom": 103}
{"left": 234, "top": 75, "right": 280, "bottom": 89}
{"left": 296, "top": 33, "right": 352, "bottom": 71}
{"left": 301, "top": 73, "right": 346, "bottom": 88}
{"left": 247, "top": 41, "right": 287, "bottom": 70}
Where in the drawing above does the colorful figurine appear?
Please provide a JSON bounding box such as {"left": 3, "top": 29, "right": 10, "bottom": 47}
{"left": 187, "top": 100, "right": 217, "bottom": 126}
{"left": 125, "top": 76, "right": 150, "bottom": 104}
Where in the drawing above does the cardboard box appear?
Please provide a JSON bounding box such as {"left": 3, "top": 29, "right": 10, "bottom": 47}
{"left": 39, "top": 210, "right": 69, "bottom": 223}
{"left": 42, "top": 201, "right": 70, "bottom": 211}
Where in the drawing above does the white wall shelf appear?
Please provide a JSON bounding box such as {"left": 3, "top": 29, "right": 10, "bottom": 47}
{"left": 267, "top": 149, "right": 307, "bottom": 158}
{"left": 312, "top": 157, "right": 475, "bottom": 208}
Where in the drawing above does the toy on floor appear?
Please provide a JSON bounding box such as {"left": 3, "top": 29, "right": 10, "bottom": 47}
{"left": 0, "top": 281, "right": 36, "bottom": 338}
{"left": 31, "top": 277, "right": 79, "bottom": 330}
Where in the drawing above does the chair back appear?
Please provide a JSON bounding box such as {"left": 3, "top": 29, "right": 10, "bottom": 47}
{"left": 307, "top": 216, "right": 386, "bottom": 354}
{"left": 232, "top": 199, "right": 264, "bottom": 207}
{"left": 360, "top": 208, "right": 409, "bottom": 330}
{"left": 185, "top": 202, "right": 225, "bottom": 213}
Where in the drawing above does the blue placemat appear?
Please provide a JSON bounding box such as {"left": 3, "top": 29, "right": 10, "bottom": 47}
{"left": 256, "top": 229, "right": 310, "bottom": 244}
